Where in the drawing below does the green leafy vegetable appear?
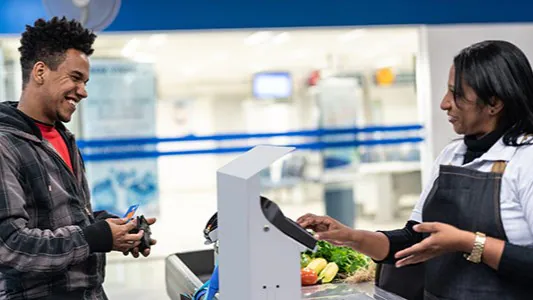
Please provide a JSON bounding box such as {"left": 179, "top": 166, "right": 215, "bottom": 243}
{"left": 300, "top": 253, "right": 311, "bottom": 268}
{"left": 304, "top": 240, "right": 371, "bottom": 275}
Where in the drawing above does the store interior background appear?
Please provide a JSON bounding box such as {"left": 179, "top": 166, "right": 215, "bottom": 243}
{"left": 1, "top": 26, "right": 422, "bottom": 298}
{"left": 4, "top": 0, "right": 533, "bottom": 298}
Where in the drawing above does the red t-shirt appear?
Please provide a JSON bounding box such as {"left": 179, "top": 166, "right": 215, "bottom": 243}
{"left": 35, "top": 122, "right": 73, "bottom": 171}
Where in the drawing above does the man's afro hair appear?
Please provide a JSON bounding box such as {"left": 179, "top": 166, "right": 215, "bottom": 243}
{"left": 18, "top": 16, "right": 96, "bottom": 85}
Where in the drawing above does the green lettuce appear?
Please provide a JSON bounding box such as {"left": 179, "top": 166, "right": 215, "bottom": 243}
{"left": 304, "top": 240, "right": 371, "bottom": 275}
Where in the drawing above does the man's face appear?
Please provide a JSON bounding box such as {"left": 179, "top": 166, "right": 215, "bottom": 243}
{"left": 42, "top": 49, "right": 89, "bottom": 123}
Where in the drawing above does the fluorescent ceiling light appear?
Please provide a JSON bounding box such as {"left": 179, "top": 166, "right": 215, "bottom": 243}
{"left": 131, "top": 53, "right": 155, "bottom": 63}
{"left": 148, "top": 34, "right": 168, "bottom": 46}
{"left": 338, "top": 29, "right": 367, "bottom": 43}
{"left": 245, "top": 31, "right": 273, "bottom": 46}
{"left": 272, "top": 32, "right": 290, "bottom": 44}
{"left": 211, "top": 52, "right": 229, "bottom": 62}
{"left": 121, "top": 38, "right": 140, "bottom": 57}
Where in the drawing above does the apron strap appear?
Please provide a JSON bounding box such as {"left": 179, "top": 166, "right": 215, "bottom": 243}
{"left": 522, "top": 134, "right": 533, "bottom": 143}
{"left": 489, "top": 134, "right": 533, "bottom": 174}
{"left": 491, "top": 161, "right": 507, "bottom": 174}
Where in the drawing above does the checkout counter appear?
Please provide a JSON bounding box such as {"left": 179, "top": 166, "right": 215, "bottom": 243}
{"left": 165, "top": 248, "right": 405, "bottom": 299}
{"left": 165, "top": 250, "right": 404, "bottom": 300}
{"left": 164, "top": 146, "right": 406, "bottom": 300}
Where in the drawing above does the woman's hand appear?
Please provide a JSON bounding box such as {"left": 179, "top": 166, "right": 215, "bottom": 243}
{"left": 297, "top": 213, "right": 360, "bottom": 248}
{"left": 297, "top": 213, "right": 394, "bottom": 261}
{"left": 394, "top": 222, "right": 475, "bottom": 267}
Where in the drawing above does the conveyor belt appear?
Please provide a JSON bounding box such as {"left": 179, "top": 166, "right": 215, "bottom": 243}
{"left": 302, "top": 282, "right": 405, "bottom": 299}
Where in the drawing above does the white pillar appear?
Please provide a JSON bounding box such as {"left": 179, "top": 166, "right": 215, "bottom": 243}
{"left": 417, "top": 23, "right": 533, "bottom": 185}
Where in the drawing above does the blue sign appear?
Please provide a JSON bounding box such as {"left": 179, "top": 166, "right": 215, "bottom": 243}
{"left": 80, "top": 59, "right": 159, "bottom": 218}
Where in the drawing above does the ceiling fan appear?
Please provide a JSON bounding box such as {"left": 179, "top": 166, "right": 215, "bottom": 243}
{"left": 42, "top": 0, "right": 122, "bottom": 31}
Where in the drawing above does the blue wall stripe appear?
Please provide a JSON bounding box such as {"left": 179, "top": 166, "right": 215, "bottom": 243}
{"left": 82, "top": 137, "right": 423, "bottom": 162}
{"left": 77, "top": 125, "right": 424, "bottom": 148}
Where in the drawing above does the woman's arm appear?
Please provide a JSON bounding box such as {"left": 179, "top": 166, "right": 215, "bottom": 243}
{"left": 481, "top": 145, "right": 533, "bottom": 282}
{"left": 299, "top": 143, "right": 456, "bottom": 263}
{"left": 497, "top": 243, "right": 533, "bottom": 284}
{"left": 478, "top": 148, "right": 533, "bottom": 282}
{"left": 393, "top": 221, "right": 533, "bottom": 285}
{"left": 448, "top": 230, "right": 505, "bottom": 270}
{"left": 375, "top": 220, "right": 424, "bottom": 263}
{"left": 297, "top": 213, "right": 392, "bottom": 261}
{"left": 479, "top": 236, "right": 505, "bottom": 269}
{"left": 297, "top": 214, "right": 423, "bottom": 262}
{"left": 343, "top": 230, "right": 392, "bottom": 261}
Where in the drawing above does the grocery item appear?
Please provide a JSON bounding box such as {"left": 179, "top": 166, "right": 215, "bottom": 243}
{"left": 301, "top": 268, "right": 318, "bottom": 286}
{"left": 300, "top": 240, "right": 375, "bottom": 285}
{"left": 300, "top": 253, "right": 311, "bottom": 268}
{"left": 318, "top": 262, "right": 339, "bottom": 283}
{"left": 306, "top": 258, "right": 327, "bottom": 274}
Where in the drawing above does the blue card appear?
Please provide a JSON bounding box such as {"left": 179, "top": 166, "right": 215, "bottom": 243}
{"left": 123, "top": 204, "right": 139, "bottom": 220}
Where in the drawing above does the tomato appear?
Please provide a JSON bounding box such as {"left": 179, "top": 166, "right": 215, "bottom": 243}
{"left": 301, "top": 267, "right": 318, "bottom": 286}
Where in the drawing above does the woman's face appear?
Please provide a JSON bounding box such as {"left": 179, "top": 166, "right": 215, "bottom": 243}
{"left": 440, "top": 66, "right": 499, "bottom": 137}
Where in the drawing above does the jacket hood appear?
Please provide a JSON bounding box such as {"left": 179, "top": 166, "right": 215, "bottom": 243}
{"left": 0, "top": 101, "right": 69, "bottom": 141}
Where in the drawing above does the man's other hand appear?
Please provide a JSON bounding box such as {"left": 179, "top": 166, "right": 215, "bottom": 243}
{"left": 123, "top": 217, "right": 157, "bottom": 258}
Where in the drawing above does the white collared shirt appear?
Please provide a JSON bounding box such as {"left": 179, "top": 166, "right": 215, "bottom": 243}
{"left": 411, "top": 136, "right": 533, "bottom": 246}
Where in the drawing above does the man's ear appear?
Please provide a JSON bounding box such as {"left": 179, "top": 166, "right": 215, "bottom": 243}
{"left": 32, "top": 61, "right": 48, "bottom": 85}
{"left": 489, "top": 97, "right": 504, "bottom": 116}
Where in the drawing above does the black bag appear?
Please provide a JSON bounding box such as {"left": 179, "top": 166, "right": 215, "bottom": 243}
{"left": 375, "top": 263, "right": 425, "bottom": 300}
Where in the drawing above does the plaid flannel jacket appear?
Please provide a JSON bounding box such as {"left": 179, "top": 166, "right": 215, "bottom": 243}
{"left": 0, "top": 102, "right": 108, "bottom": 300}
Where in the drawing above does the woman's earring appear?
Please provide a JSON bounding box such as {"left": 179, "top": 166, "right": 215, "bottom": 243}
{"left": 490, "top": 109, "right": 495, "bottom": 114}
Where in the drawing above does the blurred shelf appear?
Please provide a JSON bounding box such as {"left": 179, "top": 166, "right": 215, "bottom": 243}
{"left": 359, "top": 161, "right": 421, "bottom": 174}
{"left": 320, "top": 161, "right": 421, "bottom": 184}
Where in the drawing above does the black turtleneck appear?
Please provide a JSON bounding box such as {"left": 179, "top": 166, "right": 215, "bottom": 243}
{"left": 463, "top": 125, "right": 507, "bottom": 164}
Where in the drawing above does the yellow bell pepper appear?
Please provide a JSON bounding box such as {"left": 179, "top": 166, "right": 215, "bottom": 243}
{"left": 318, "top": 262, "right": 339, "bottom": 283}
{"left": 306, "top": 258, "right": 327, "bottom": 274}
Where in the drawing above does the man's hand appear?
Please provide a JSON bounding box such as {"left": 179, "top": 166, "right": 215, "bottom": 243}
{"left": 123, "top": 217, "right": 157, "bottom": 258}
{"left": 105, "top": 218, "right": 143, "bottom": 252}
{"left": 296, "top": 214, "right": 359, "bottom": 248}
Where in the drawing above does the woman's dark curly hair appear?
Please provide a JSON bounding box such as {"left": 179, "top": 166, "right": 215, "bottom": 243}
{"left": 18, "top": 16, "right": 96, "bottom": 86}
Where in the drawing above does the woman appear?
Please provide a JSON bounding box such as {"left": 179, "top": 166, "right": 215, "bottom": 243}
{"left": 297, "top": 40, "right": 533, "bottom": 300}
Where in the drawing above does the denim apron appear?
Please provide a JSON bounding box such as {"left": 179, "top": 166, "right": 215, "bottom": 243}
{"left": 377, "top": 160, "right": 532, "bottom": 299}
{"left": 421, "top": 161, "right": 531, "bottom": 299}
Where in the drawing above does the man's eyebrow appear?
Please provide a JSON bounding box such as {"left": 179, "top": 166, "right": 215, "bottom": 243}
{"left": 71, "top": 70, "right": 84, "bottom": 77}
{"left": 71, "top": 70, "right": 89, "bottom": 83}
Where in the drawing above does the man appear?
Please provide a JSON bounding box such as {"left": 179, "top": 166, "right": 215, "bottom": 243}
{"left": 0, "top": 17, "right": 156, "bottom": 299}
